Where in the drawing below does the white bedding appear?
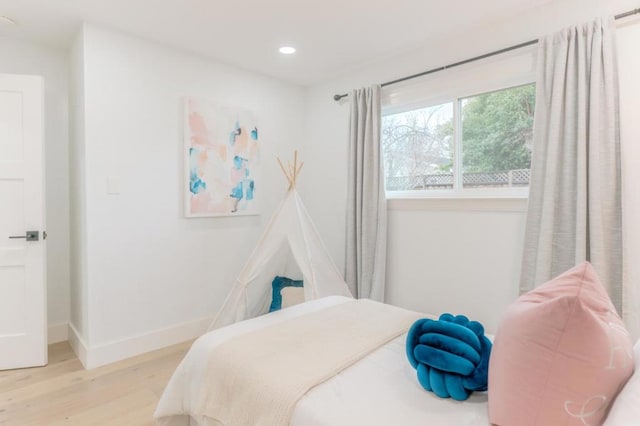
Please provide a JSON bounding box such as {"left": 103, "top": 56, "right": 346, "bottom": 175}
{"left": 155, "top": 296, "right": 490, "bottom": 426}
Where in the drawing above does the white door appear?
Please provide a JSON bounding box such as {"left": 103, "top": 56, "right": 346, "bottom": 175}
{"left": 0, "top": 74, "right": 46, "bottom": 370}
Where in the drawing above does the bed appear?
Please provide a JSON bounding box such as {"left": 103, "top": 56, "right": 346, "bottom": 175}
{"left": 154, "top": 296, "right": 491, "bottom": 426}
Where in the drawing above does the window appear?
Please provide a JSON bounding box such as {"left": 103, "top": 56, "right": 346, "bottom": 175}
{"left": 382, "top": 83, "right": 535, "bottom": 195}
{"left": 383, "top": 102, "right": 454, "bottom": 190}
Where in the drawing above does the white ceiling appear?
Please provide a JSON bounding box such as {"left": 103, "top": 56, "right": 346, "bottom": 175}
{"left": 0, "top": 0, "right": 553, "bottom": 86}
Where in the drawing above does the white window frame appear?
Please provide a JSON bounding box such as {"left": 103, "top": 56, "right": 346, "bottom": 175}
{"left": 382, "top": 45, "right": 537, "bottom": 200}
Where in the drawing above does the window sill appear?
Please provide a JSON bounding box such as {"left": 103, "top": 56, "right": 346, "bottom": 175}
{"left": 387, "top": 196, "right": 528, "bottom": 212}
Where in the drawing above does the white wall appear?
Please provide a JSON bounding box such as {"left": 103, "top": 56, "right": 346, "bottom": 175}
{"left": 0, "top": 36, "right": 70, "bottom": 338}
{"left": 70, "top": 24, "right": 305, "bottom": 366}
{"left": 303, "top": 0, "right": 640, "bottom": 334}
{"left": 69, "top": 29, "right": 89, "bottom": 342}
{"left": 385, "top": 200, "right": 526, "bottom": 333}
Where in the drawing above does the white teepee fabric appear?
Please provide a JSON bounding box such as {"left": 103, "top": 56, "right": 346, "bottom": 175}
{"left": 209, "top": 189, "right": 353, "bottom": 330}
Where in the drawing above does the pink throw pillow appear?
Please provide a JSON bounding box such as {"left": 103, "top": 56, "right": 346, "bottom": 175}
{"left": 488, "top": 262, "right": 633, "bottom": 426}
{"left": 603, "top": 339, "right": 640, "bottom": 425}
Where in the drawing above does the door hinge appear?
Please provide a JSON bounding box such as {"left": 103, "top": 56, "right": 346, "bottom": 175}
{"left": 43, "top": 231, "right": 47, "bottom": 240}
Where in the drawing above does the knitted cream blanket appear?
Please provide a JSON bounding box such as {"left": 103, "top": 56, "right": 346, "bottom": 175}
{"left": 194, "top": 299, "right": 421, "bottom": 426}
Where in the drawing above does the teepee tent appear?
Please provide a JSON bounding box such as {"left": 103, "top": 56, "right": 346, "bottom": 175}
{"left": 209, "top": 152, "right": 352, "bottom": 330}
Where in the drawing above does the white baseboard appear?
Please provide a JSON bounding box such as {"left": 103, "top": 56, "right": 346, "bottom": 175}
{"left": 48, "top": 322, "right": 69, "bottom": 344}
{"left": 68, "top": 322, "right": 89, "bottom": 368}
{"left": 71, "top": 316, "right": 213, "bottom": 369}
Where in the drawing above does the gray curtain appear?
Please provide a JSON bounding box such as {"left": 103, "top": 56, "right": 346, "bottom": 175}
{"left": 346, "top": 85, "right": 387, "bottom": 301}
{"left": 520, "top": 17, "right": 622, "bottom": 311}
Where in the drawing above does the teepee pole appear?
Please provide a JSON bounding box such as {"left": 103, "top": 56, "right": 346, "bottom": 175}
{"left": 288, "top": 161, "right": 295, "bottom": 186}
{"left": 277, "top": 157, "right": 294, "bottom": 190}
{"left": 296, "top": 161, "right": 304, "bottom": 178}
{"left": 293, "top": 151, "right": 298, "bottom": 186}
{"left": 277, "top": 150, "right": 304, "bottom": 191}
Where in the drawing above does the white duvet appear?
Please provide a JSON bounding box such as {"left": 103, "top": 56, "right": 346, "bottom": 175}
{"left": 154, "top": 296, "right": 491, "bottom": 426}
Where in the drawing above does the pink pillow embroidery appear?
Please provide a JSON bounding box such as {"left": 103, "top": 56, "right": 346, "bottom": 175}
{"left": 488, "top": 262, "right": 633, "bottom": 425}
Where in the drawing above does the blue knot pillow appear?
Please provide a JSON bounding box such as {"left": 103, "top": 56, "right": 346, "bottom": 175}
{"left": 268, "top": 276, "right": 303, "bottom": 312}
{"left": 406, "top": 313, "right": 492, "bottom": 401}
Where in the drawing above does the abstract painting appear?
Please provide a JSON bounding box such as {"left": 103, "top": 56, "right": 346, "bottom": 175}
{"left": 184, "top": 98, "right": 259, "bottom": 217}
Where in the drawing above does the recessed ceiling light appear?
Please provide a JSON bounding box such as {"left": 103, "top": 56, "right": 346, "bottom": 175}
{"left": 0, "top": 16, "right": 16, "bottom": 25}
{"left": 279, "top": 46, "right": 296, "bottom": 55}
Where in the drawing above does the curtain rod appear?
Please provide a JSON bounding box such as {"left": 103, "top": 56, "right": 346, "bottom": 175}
{"left": 333, "top": 7, "right": 640, "bottom": 101}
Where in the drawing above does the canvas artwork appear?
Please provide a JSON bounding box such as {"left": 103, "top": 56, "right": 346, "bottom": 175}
{"left": 184, "top": 98, "right": 259, "bottom": 217}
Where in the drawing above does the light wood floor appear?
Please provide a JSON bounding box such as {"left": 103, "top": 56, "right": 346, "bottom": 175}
{"left": 0, "top": 340, "right": 192, "bottom": 425}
